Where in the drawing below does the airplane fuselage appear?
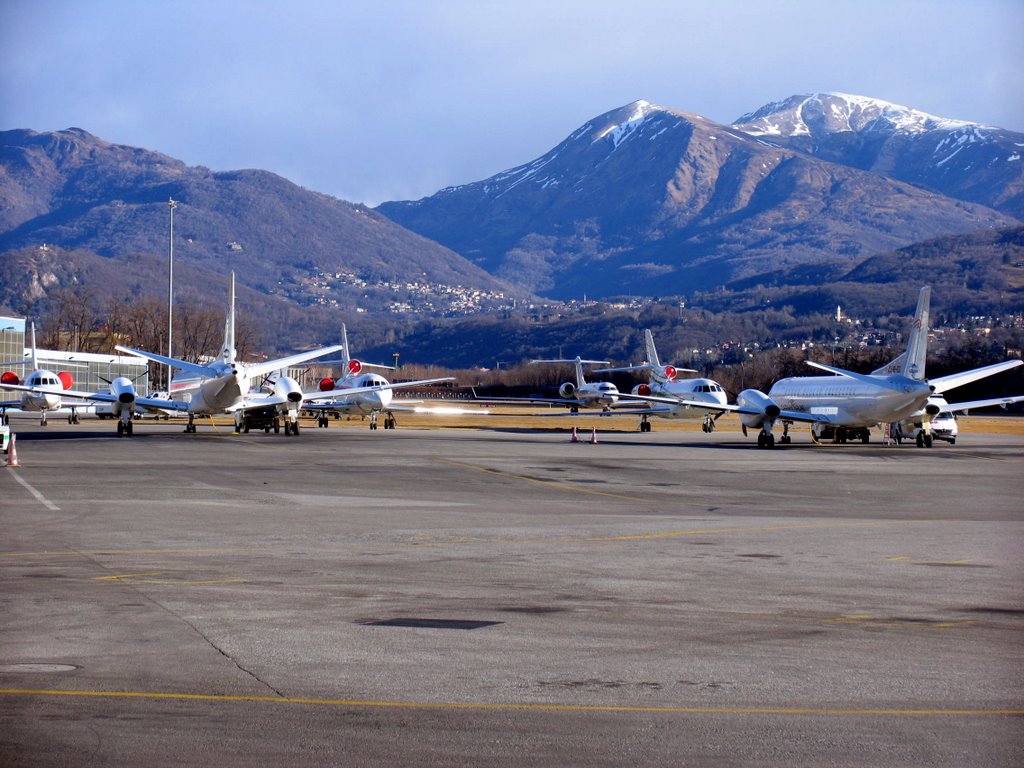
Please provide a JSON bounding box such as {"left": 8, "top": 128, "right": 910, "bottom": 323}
{"left": 646, "top": 378, "right": 727, "bottom": 419}
{"left": 169, "top": 364, "right": 248, "bottom": 416}
{"left": 765, "top": 374, "right": 933, "bottom": 428}
{"left": 324, "top": 373, "right": 394, "bottom": 415}
{"left": 575, "top": 382, "right": 619, "bottom": 408}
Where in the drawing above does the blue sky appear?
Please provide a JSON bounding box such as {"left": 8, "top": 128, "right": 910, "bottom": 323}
{"left": 3, "top": 0, "right": 1022, "bottom": 205}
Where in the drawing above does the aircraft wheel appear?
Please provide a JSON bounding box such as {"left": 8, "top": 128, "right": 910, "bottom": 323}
{"left": 126, "top": 421, "right": 133, "bottom": 436}
{"left": 117, "top": 421, "right": 124, "bottom": 437}
{"left": 292, "top": 422, "right": 300, "bottom": 436}
{"left": 916, "top": 432, "right": 925, "bottom": 448}
{"left": 949, "top": 437, "right": 956, "bottom": 445}
{"left": 924, "top": 434, "right": 933, "bottom": 448}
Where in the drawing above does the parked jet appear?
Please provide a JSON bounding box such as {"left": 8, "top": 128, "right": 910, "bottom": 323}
{"left": 595, "top": 330, "right": 728, "bottom": 432}
{"left": 301, "top": 325, "right": 458, "bottom": 429}
{"left": 473, "top": 356, "right": 651, "bottom": 414}
{"left": 624, "top": 287, "right": 1021, "bottom": 448}
{"left": 0, "top": 323, "right": 88, "bottom": 425}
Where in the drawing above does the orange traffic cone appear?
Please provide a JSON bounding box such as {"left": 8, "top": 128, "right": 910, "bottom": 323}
{"left": 570, "top": 426, "right": 579, "bottom": 443}
{"left": 589, "top": 428, "right": 598, "bottom": 444}
{"left": 6, "top": 434, "right": 20, "bottom": 467}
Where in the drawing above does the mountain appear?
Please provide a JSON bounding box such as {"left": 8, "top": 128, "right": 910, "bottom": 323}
{"left": 377, "top": 99, "right": 1020, "bottom": 299}
{"left": 0, "top": 128, "right": 515, "bottom": 310}
{"left": 732, "top": 92, "right": 1024, "bottom": 219}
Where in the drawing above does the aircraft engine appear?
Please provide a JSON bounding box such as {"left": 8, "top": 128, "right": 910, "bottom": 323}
{"left": 633, "top": 384, "right": 652, "bottom": 396}
{"left": 925, "top": 401, "right": 941, "bottom": 416}
{"left": 663, "top": 365, "right": 677, "bottom": 381}
{"left": 559, "top": 382, "right": 576, "bottom": 399}
{"left": 348, "top": 360, "right": 362, "bottom": 375}
{"left": 1, "top": 371, "right": 20, "bottom": 386}
{"left": 318, "top": 378, "right": 336, "bottom": 392}
{"left": 58, "top": 372, "right": 74, "bottom": 390}
{"left": 736, "top": 389, "right": 780, "bottom": 427}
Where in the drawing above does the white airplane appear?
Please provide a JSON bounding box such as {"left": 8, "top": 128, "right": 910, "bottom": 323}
{"left": 0, "top": 323, "right": 89, "bottom": 426}
{"left": 301, "top": 324, "right": 458, "bottom": 430}
{"left": 625, "top": 286, "right": 1022, "bottom": 448}
{"left": 891, "top": 362, "right": 1024, "bottom": 446}
{"left": 472, "top": 356, "right": 647, "bottom": 414}
{"left": 595, "top": 330, "right": 729, "bottom": 433}
{"left": 105, "top": 272, "right": 414, "bottom": 435}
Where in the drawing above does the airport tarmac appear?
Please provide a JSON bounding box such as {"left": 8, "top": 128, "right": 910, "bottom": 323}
{"left": 2, "top": 417, "right": 1022, "bottom": 767}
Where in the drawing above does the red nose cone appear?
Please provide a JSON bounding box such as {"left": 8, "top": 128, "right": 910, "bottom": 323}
{"left": 58, "top": 371, "right": 74, "bottom": 390}
{"left": 318, "top": 377, "right": 336, "bottom": 392}
{"left": 663, "top": 366, "right": 677, "bottom": 381}
{"left": 1, "top": 371, "right": 20, "bottom": 386}
{"left": 347, "top": 359, "right": 362, "bottom": 375}
{"left": 636, "top": 384, "right": 652, "bottom": 396}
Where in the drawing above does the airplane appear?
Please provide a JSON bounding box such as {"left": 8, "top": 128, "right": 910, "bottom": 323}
{"left": 623, "top": 286, "right": 1023, "bottom": 448}
{"left": 595, "top": 329, "right": 729, "bottom": 433}
{"left": 0, "top": 322, "right": 89, "bottom": 426}
{"left": 303, "top": 324, "right": 463, "bottom": 429}
{"left": 472, "top": 356, "right": 650, "bottom": 414}
{"left": 891, "top": 362, "right": 1024, "bottom": 446}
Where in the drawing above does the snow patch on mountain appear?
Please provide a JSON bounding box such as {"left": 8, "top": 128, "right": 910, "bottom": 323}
{"left": 734, "top": 92, "right": 975, "bottom": 138}
{"left": 595, "top": 100, "right": 659, "bottom": 148}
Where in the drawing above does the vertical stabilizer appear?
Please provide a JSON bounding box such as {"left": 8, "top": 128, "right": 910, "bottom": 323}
{"left": 29, "top": 322, "right": 38, "bottom": 370}
{"left": 902, "top": 286, "right": 930, "bottom": 380}
{"left": 222, "top": 272, "right": 237, "bottom": 365}
{"left": 573, "top": 356, "right": 587, "bottom": 387}
{"left": 644, "top": 329, "right": 669, "bottom": 385}
{"left": 340, "top": 323, "right": 351, "bottom": 366}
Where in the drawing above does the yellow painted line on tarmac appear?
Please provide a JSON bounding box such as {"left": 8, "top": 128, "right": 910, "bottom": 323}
{"left": 94, "top": 572, "right": 163, "bottom": 581}
{"left": 590, "top": 519, "right": 915, "bottom": 542}
{"left": 92, "top": 573, "right": 247, "bottom": 585}
{"left": 0, "top": 547, "right": 270, "bottom": 560}
{"left": 440, "top": 459, "right": 645, "bottom": 502}
{"left": 0, "top": 689, "right": 1020, "bottom": 717}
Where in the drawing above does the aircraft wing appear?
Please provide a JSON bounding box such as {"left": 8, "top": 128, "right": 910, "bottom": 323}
{"left": 940, "top": 394, "right": 1024, "bottom": 413}
{"left": 114, "top": 345, "right": 214, "bottom": 378}
{"left": 302, "top": 376, "right": 455, "bottom": 403}
{"left": 929, "top": 360, "right": 1023, "bottom": 394}
{"left": 1, "top": 383, "right": 118, "bottom": 403}
{"left": 244, "top": 344, "right": 346, "bottom": 381}
{"left": 619, "top": 390, "right": 838, "bottom": 425}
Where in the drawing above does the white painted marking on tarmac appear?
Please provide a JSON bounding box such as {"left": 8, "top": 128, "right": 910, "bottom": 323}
{"left": 8, "top": 471, "right": 60, "bottom": 511}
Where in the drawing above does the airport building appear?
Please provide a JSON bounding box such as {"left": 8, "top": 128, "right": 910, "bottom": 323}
{"left": 0, "top": 316, "right": 151, "bottom": 403}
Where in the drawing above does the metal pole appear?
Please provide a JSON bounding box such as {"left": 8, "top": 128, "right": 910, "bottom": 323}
{"left": 167, "top": 197, "right": 177, "bottom": 390}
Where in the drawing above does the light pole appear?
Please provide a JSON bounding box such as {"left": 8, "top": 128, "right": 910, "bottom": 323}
{"left": 167, "top": 197, "right": 177, "bottom": 390}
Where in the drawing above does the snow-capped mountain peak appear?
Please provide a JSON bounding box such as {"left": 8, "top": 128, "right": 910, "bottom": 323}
{"left": 733, "top": 92, "right": 976, "bottom": 138}
{"left": 594, "top": 99, "right": 662, "bottom": 147}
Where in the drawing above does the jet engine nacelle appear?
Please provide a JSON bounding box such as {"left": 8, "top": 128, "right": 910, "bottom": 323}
{"left": 110, "top": 377, "right": 136, "bottom": 405}
{"left": 1, "top": 371, "right": 20, "bottom": 386}
{"left": 559, "top": 382, "right": 576, "bottom": 399}
{"left": 319, "top": 378, "right": 336, "bottom": 392}
{"left": 662, "top": 365, "right": 677, "bottom": 381}
{"left": 275, "top": 376, "right": 304, "bottom": 404}
{"left": 925, "top": 401, "right": 942, "bottom": 416}
{"left": 348, "top": 359, "right": 362, "bottom": 375}
{"left": 633, "top": 383, "right": 652, "bottom": 396}
{"left": 58, "top": 371, "right": 74, "bottom": 390}
{"left": 736, "top": 389, "right": 781, "bottom": 429}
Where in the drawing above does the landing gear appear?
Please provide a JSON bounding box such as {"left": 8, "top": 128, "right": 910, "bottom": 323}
{"left": 67, "top": 410, "right": 80, "bottom": 425}
{"left": 779, "top": 422, "right": 792, "bottom": 444}
{"left": 369, "top": 412, "right": 378, "bottom": 430}
{"left": 185, "top": 414, "right": 197, "bottom": 433}
{"left": 757, "top": 429, "right": 775, "bottom": 449}
{"left": 116, "top": 418, "right": 134, "bottom": 437}
{"left": 639, "top": 415, "right": 652, "bottom": 433}
{"left": 384, "top": 414, "right": 397, "bottom": 429}
{"left": 317, "top": 414, "right": 330, "bottom": 428}
{"left": 40, "top": 411, "right": 48, "bottom": 427}
{"left": 701, "top": 414, "right": 716, "bottom": 433}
